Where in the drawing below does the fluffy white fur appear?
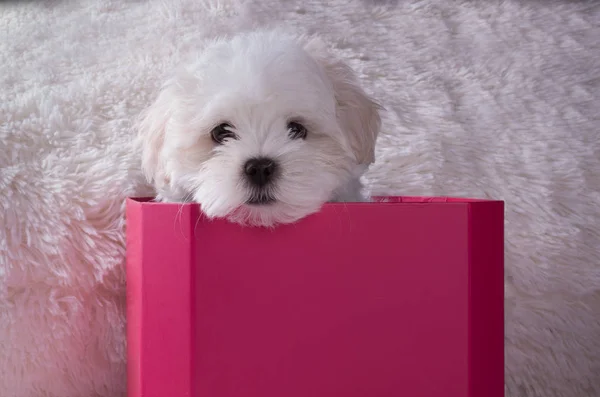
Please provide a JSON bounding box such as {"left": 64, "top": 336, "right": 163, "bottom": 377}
{"left": 138, "top": 30, "right": 381, "bottom": 226}
{"left": 2, "top": 1, "right": 600, "bottom": 397}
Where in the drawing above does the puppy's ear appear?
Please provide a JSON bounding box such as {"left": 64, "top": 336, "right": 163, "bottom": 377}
{"left": 303, "top": 37, "right": 382, "bottom": 165}
{"left": 135, "top": 82, "right": 175, "bottom": 190}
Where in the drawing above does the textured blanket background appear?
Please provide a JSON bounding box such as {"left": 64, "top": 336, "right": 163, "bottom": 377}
{"left": 1, "top": 0, "right": 599, "bottom": 396}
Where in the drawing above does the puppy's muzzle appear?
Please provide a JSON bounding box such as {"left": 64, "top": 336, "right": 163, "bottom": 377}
{"left": 244, "top": 157, "right": 278, "bottom": 188}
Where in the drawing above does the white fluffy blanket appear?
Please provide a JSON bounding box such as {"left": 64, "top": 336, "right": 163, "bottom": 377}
{"left": 1, "top": 1, "right": 599, "bottom": 396}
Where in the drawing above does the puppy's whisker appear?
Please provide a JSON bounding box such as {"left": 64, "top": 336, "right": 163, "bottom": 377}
{"left": 173, "top": 190, "right": 195, "bottom": 236}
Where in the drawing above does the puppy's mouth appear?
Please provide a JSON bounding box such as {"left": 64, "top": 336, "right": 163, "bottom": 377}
{"left": 246, "top": 193, "right": 276, "bottom": 205}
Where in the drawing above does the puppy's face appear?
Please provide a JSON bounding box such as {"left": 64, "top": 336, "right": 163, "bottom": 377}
{"left": 138, "top": 31, "right": 381, "bottom": 226}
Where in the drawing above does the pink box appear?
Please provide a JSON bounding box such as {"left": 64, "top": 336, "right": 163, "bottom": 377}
{"left": 126, "top": 196, "right": 504, "bottom": 397}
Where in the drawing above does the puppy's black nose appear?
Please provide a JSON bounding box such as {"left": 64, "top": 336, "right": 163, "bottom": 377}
{"left": 244, "top": 157, "right": 277, "bottom": 187}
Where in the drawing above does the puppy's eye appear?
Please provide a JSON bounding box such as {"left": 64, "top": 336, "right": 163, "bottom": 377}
{"left": 287, "top": 121, "right": 307, "bottom": 140}
{"left": 210, "top": 123, "right": 237, "bottom": 144}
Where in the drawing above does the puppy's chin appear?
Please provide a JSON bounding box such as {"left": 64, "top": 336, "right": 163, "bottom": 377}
{"left": 193, "top": 189, "right": 327, "bottom": 227}
{"left": 229, "top": 201, "right": 323, "bottom": 227}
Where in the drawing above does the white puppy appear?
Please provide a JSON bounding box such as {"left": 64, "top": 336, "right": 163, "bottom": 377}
{"left": 137, "top": 30, "right": 381, "bottom": 227}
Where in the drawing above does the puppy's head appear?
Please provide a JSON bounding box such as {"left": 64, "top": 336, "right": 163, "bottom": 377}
{"left": 138, "top": 30, "right": 381, "bottom": 226}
